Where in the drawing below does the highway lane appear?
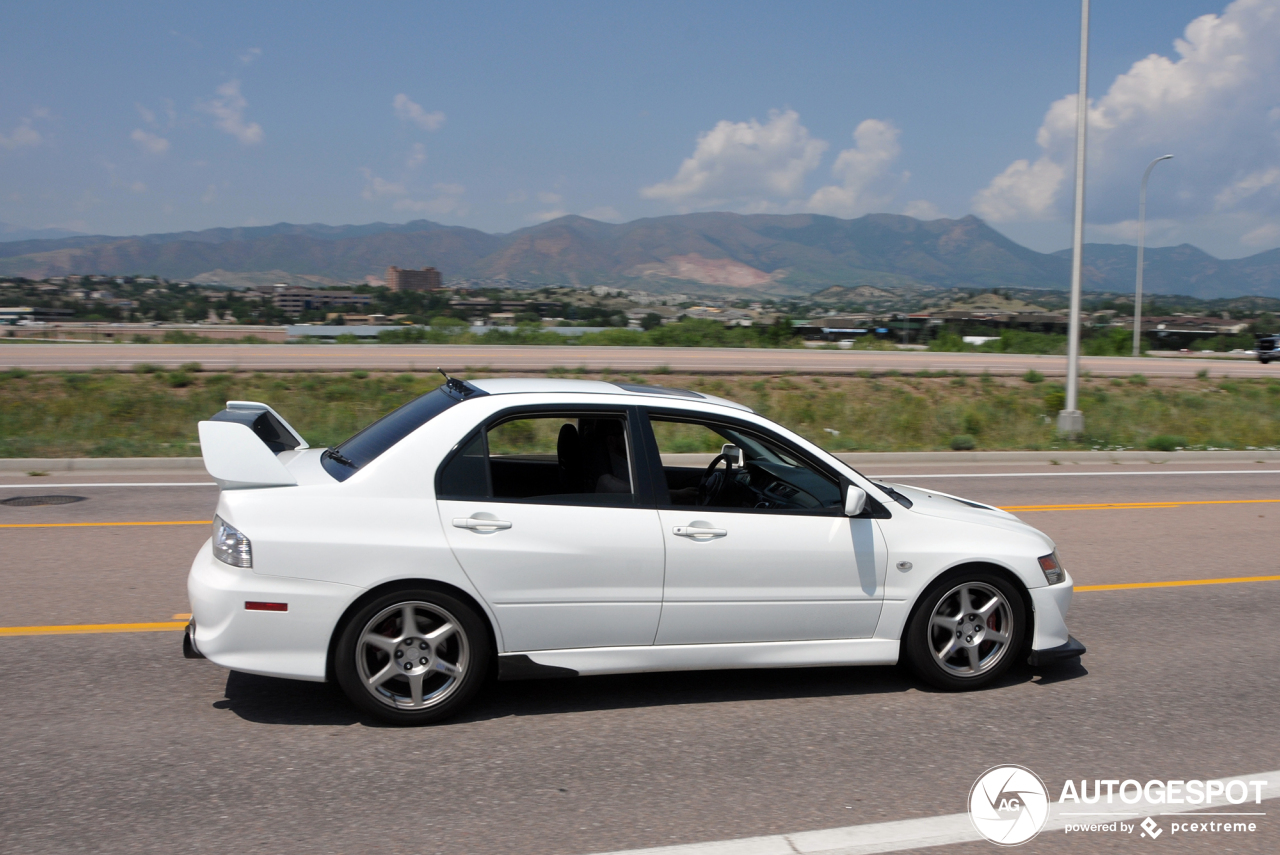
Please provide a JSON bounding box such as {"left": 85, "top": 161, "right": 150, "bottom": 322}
{"left": 3, "top": 341, "right": 1278, "bottom": 377}
{"left": 2, "top": 467, "right": 1279, "bottom": 854}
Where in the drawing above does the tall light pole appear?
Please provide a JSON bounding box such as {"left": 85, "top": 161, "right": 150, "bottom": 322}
{"left": 1133, "top": 154, "right": 1174, "bottom": 357}
{"left": 1058, "top": 0, "right": 1090, "bottom": 438}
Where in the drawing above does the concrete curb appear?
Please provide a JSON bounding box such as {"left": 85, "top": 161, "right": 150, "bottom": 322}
{"left": 3, "top": 450, "right": 1279, "bottom": 473}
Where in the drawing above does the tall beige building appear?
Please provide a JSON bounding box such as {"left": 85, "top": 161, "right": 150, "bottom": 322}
{"left": 386, "top": 266, "right": 443, "bottom": 292}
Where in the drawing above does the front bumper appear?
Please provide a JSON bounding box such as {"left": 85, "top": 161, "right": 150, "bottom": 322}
{"left": 187, "top": 539, "right": 363, "bottom": 681}
{"left": 1028, "top": 635, "right": 1086, "bottom": 666}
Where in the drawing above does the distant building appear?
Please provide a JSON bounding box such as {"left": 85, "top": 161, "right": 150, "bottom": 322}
{"left": 386, "top": 266, "right": 443, "bottom": 292}
{"left": 271, "top": 286, "right": 372, "bottom": 316}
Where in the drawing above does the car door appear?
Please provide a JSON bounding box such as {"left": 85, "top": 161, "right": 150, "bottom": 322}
{"left": 437, "top": 406, "right": 665, "bottom": 652}
{"left": 643, "top": 412, "right": 887, "bottom": 645}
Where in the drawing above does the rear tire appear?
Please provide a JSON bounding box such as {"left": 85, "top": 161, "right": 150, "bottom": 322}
{"left": 905, "top": 571, "right": 1026, "bottom": 691}
{"left": 1261, "top": 355, "right": 1271, "bottom": 365}
{"left": 335, "top": 588, "right": 491, "bottom": 725}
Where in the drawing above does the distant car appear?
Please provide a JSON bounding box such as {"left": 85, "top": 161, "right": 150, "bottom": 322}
{"left": 1257, "top": 333, "right": 1278, "bottom": 364}
{"left": 186, "top": 379, "right": 1083, "bottom": 725}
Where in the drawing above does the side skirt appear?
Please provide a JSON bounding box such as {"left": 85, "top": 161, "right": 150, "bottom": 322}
{"left": 502, "top": 637, "right": 900, "bottom": 679}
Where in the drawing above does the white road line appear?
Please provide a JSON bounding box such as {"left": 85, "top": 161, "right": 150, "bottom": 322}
{"left": 589, "top": 770, "right": 1280, "bottom": 855}
{"left": 0, "top": 482, "right": 216, "bottom": 489}
{"left": 870, "top": 469, "right": 1280, "bottom": 479}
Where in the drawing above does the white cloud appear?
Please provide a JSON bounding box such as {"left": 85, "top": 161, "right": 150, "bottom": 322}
{"left": 199, "top": 80, "right": 263, "bottom": 145}
{"left": 238, "top": 47, "right": 262, "bottom": 65}
{"left": 201, "top": 184, "right": 218, "bottom": 204}
{"left": 973, "top": 0, "right": 1280, "bottom": 250}
{"left": 805, "top": 119, "right": 906, "bottom": 217}
{"left": 641, "top": 109, "right": 827, "bottom": 209}
{"left": 529, "top": 208, "right": 569, "bottom": 223}
{"left": 903, "top": 200, "right": 943, "bottom": 220}
{"left": 1242, "top": 221, "right": 1280, "bottom": 246}
{"left": 406, "top": 142, "right": 426, "bottom": 169}
{"left": 361, "top": 171, "right": 464, "bottom": 217}
{"left": 135, "top": 103, "right": 157, "bottom": 125}
{"left": 359, "top": 167, "right": 407, "bottom": 200}
{"left": 582, "top": 206, "right": 624, "bottom": 222}
{"left": 393, "top": 94, "right": 445, "bottom": 131}
{"left": 537, "top": 191, "right": 563, "bottom": 204}
{"left": 128, "top": 181, "right": 147, "bottom": 194}
{"left": 0, "top": 117, "right": 42, "bottom": 150}
{"left": 394, "top": 183, "right": 466, "bottom": 217}
{"left": 130, "top": 129, "right": 170, "bottom": 155}
{"left": 504, "top": 190, "right": 528, "bottom": 204}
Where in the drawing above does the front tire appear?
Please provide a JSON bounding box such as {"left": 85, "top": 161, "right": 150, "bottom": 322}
{"left": 904, "top": 571, "right": 1026, "bottom": 691}
{"left": 335, "top": 588, "right": 491, "bottom": 725}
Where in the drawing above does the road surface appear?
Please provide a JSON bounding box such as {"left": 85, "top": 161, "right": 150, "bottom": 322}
{"left": 2, "top": 462, "right": 1279, "bottom": 853}
{"left": 2, "top": 342, "right": 1277, "bottom": 377}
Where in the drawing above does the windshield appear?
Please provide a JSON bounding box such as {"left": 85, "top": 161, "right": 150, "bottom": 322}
{"left": 321, "top": 386, "right": 460, "bottom": 482}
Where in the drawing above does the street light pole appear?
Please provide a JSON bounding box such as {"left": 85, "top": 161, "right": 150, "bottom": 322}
{"left": 1058, "top": 0, "right": 1090, "bottom": 438}
{"left": 1133, "top": 154, "right": 1174, "bottom": 357}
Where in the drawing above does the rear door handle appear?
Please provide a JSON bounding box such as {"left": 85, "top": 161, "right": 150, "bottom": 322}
{"left": 453, "top": 518, "right": 512, "bottom": 531}
{"left": 672, "top": 525, "right": 727, "bottom": 539}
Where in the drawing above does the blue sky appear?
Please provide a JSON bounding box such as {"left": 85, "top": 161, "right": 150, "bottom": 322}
{"left": 2, "top": 0, "right": 1277, "bottom": 257}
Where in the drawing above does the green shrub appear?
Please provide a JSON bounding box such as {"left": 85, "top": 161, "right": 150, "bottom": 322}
{"left": 1145, "top": 434, "right": 1186, "bottom": 452}
{"left": 134, "top": 363, "right": 161, "bottom": 374}
{"left": 950, "top": 434, "right": 976, "bottom": 451}
{"left": 1128, "top": 374, "right": 1148, "bottom": 386}
{"left": 1043, "top": 387, "right": 1066, "bottom": 412}
{"left": 350, "top": 370, "right": 369, "bottom": 380}
{"left": 167, "top": 371, "right": 193, "bottom": 388}
{"left": 1022, "top": 369, "right": 1044, "bottom": 384}
{"left": 180, "top": 362, "right": 202, "bottom": 373}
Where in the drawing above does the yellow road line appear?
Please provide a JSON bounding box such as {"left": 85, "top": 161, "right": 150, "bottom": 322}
{"left": 0, "top": 520, "right": 212, "bottom": 529}
{"left": 1002, "top": 499, "right": 1280, "bottom": 512}
{"left": 0, "top": 621, "right": 188, "bottom": 637}
{"left": 1076, "top": 574, "right": 1280, "bottom": 592}
{"left": 172, "top": 613, "right": 192, "bottom": 620}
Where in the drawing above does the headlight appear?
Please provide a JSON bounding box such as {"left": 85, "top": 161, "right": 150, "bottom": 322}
{"left": 1037, "top": 551, "right": 1064, "bottom": 585}
{"left": 213, "top": 515, "right": 253, "bottom": 568}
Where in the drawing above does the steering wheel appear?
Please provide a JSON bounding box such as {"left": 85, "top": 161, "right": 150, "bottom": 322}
{"left": 697, "top": 453, "right": 734, "bottom": 507}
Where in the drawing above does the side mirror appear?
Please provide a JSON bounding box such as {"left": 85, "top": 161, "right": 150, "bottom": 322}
{"left": 720, "top": 443, "right": 744, "bottom": 468}
{"left": 844, "top": 485, "right": 867, "bottom": 516}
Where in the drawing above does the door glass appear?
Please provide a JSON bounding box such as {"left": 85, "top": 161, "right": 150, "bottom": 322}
{"left": 649, "top": 416, "right": 841, "bottom": 512}
{"left": 438, "top": 413, "right": 636, "bottom": 506}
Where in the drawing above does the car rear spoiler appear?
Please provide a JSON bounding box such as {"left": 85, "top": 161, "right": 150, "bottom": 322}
{"left": 198, "top": 401, "right": 308, "bottom": 490}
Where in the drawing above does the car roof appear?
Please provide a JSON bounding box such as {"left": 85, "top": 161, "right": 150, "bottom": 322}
{"left": 467, "top": 377, "right": 752, "bottom": 412}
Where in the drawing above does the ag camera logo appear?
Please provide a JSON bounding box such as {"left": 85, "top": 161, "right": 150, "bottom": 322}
{"left": 969, "top": 765, "right": 1051, "bottom": 846}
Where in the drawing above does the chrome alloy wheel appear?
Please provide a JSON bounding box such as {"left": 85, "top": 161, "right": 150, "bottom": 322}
{"left": 927, "top": 582, "right": 1014, "bottom": 677}
{"left": 355, "top": 601, "right": 470, "bottom": 710}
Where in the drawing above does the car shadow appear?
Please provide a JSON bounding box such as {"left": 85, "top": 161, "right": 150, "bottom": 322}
{"left": 214, "top": 657, "right": 1087, "bottom": 727}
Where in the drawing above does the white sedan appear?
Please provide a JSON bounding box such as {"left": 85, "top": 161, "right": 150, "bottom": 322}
{"left": 187, "top": 377, "right": 1083, "bottom": 725}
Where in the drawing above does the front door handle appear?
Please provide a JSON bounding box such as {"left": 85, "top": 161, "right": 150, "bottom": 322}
{"left": 673, "top": 525, "right": 727, "bottom": 539}
{"left": 453, "top": 518, "right": 512, "bottom": 531}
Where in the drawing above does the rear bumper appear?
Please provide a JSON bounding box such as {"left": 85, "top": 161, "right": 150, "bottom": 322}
{"left": 187, "top": 539, "right": 363, "bottom": 681}
{"left": 1028, "top": 634, "right": 1086, "bottom": 666}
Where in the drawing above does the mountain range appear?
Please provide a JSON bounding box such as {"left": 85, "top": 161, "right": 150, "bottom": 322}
{"left": 0, "top": 212, "right": 1277, "bottom": 300}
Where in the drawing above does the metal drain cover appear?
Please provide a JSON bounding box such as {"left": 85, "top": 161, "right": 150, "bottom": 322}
{"left": 0, "top": 495, "right": 88, "bottom": 507}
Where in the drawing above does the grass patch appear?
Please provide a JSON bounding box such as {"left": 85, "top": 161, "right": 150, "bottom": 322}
{"left": 1, "top": 370, "right": 1279, "bottom": 457}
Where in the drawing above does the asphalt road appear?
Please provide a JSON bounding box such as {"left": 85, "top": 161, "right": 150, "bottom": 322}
{"left": 3, "top": 342, "right": 1278, "bottom": 378}
{"left": 2, "top": 464, "right": 1279, "bottom": 854}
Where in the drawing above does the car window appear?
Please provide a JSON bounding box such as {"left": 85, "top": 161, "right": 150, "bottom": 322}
{"left": 648, "top": 415, "right": 841, "bottom": 513}
{"left": 322, "top": 386, "right": 465, "bottom": 482}
{"left": 437, "top": 412, "right": 637, "bottom": 506}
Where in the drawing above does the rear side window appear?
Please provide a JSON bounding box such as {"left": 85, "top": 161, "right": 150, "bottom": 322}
{"left": 322, "top": 387, "right": 462, "bottom": 482}
{"left": 437, "top": 412, "right": 636, "bottom": 506}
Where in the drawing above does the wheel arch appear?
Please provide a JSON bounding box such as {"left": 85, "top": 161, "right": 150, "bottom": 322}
{"left": 325, "top": 578, "right": 499, "bottom": 683}
{"left": 899, "top": 560, "right": 1036, "bottom": 661}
